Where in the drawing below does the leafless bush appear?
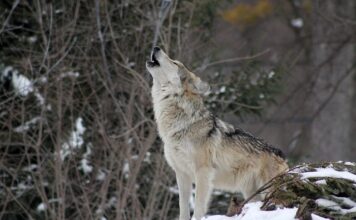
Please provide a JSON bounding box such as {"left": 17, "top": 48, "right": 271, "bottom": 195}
{"left": 0, "top": 0, "right": 221, "bottom": 219}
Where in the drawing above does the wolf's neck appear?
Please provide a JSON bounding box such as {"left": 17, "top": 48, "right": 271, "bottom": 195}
{"left": 151, "top": 85, "right": 208, "bottom": 140}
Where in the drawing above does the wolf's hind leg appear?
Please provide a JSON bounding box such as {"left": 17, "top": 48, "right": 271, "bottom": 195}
{"left": 176, "top": 170, "right": 192, "bottom": 220}
{"left": 193, "top": 168, "right": 213, "bottom": 220}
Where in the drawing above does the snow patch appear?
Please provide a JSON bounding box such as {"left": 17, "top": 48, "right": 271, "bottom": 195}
{"left": 9, "top": 68, "right": 34, "bottom": 96}
{"left": 128, "top": 62, "right": 136, "bottom": 68}
{"left": 333, "top": 196, "right": 356, "bottom": 207}
{"left": 75, "top": 117, "right": 86, "bottom": 134}
{"left": 314, "top": 179, "right": 327, "bottom": 185}
{"left": 123, "top": 162, "right": 130, "bottom": 178}
{"left": 144, "top": 151, "right": 151, "bottom": 162}
{"left": 38, "top": 76, "right": 48, "bottom": 83}
{"left": 36, "top": 198, "right": 61, "bottom": 213}
{"left": 203, "top": 201, "right": 328, "bottom": 220}
{"left": 315, "top": 198, "right": 356, "bottom": 214}
{"left": 80, "top": 143, "right": 93, "bottom": 174}
{"left": 55, "top": 9, "right": 64, "bottom": 14}
{"left": 316, "top": 199, "right": 340, "bottom": 211}
{"left": 291, "top": 18, "right": 303, "bottom": 28}
{"left": 60, "top": 71, "right": 80, "bottom": 78}
{"left": 35, "top": 92, "right": 45, "bottom": 106}
{"left": 60, "top": 117, "right": 86, "bottom": 160}
{"left": 14, "top": 116, "right": 41, "bottom": 133}
{"left": 96, "top": 169, "right": 106, "bottom": 181}
{"left": 268, "top": 71, "right": 275, "bottom": 79}
{"left": 168, "top": 186, "right": 179, "bottom": 194}
{"left": 1, "top": 66, "right": 47, "bottom": 106}
{"left": 300, "top": 167, "right": 356, "bottom": 183}
{"left": 28, "top": 36, "right": 38, "bottom": 43}
{"left": 36, "top": 203, "right": 47, "bottom": 212}
{"left": 22, "top": 164, "right": 38, "bottom": 172}
{"left": 80, "top": 158, "right": 93, "bottom": 174}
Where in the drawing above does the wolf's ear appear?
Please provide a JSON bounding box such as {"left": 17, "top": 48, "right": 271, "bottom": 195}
{"left": 194, "top": 79, "right": 210, "bottom": 94}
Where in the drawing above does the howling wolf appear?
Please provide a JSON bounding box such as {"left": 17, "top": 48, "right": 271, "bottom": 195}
{"left": 146, "top": 47, "right": 288, "bottom": 220}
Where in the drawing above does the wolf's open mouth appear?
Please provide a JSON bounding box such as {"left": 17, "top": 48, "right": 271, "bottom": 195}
{"left": 147, "top": 47, "right": 160, "bottom": 67}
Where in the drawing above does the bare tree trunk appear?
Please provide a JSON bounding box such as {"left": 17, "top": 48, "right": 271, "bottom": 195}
{"left": 304, "top": 0, "right": 355, "bottom": 161}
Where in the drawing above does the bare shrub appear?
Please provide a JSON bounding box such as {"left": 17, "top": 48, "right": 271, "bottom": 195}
{"left": 0, "top": 0, "right": 221, "bottom": 219}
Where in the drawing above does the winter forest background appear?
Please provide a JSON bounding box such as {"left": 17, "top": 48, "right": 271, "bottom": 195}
{"left": 0, "top": 0, "right": 355, "bottom": 219}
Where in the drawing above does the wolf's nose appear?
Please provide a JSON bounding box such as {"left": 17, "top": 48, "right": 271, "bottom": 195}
{"left": 153, "top": 46, "right": 161, "bottom": 54}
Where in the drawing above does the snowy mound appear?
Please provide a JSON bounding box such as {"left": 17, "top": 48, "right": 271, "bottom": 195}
{"left": 204, "top": 201, "right": 327, "bottom": 220}
{"left": 205, "top": 161, "right": 356, "bottom": 220}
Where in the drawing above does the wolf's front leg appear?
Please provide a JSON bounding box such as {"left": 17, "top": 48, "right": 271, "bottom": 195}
{"left": 176, "top": 171, "right": 192, "bottom": 220}
{"left": 193, "top": 168, "right": 213, "bottom": 220}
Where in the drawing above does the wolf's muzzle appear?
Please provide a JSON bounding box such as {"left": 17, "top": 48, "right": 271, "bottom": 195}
{"left": 147, "top": 47, "right": 161, "bottom": 67}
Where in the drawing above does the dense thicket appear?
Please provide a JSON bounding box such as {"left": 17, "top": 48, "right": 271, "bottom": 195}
{"left": 0, "top": 0, "right": 286, "bottom": 219}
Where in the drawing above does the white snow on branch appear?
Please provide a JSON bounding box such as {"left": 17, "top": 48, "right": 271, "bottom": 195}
{"left": 332, "top": 196, "right": 356, "bottom": 207}
{"left": 291, "top": 18, "right": 303, "bottom": 28}
{"left": 36, "top": 198, "right": 62, "bottom": 213}
{"left": 80, "top": 158, "right": 93, "bottom": 174}
{"left": 60, "top": 117, "right": 86, "bottom": 160}
{"left": 2, "top": 67, "right": 34, "bottom": 96}
{"left": 1, "top": 66, "right": 47, "bottom": 106}
{"left": 14, "top": 116, "right": 42, "bottom": 133}
{"left": 268, "top": 71, "right": 275, "bottom": 79}
{"left": 316, "top": 198, "right": 340, "bottom": 211}
{"left": 36, "top": 203, "right": 47, "bottom": 212}
{"left": 34, "top": 92, "right": 45, "bottom": 106}
{"left": 80, "top": 143, "right": 93, "bottom": 174}
{"left": 168, "top": 186, "right": 179, "bottom": 194}
{"left": 315, "top": 198, "right": 356, "bottom": 214}
{"left": 55, "top": 9, "right": 64, "bottom": 14}
{"left": 96, "top": 169, "right": 106, "bottom": 181}
{"left": 300, "top": 167, "right": 356, "bottom": 183}
{"left": 27, "top": 36, "right": 38, "bottom": 43}
{"left": 60, "top": 71, "right": 80, "bottom": 78}
{"left": 123, "top": 161, "right": 130, "bottom": 178}
{"left": 314, "top": 179, "right": 327, "bottom": 185}
{"left": 22, "top": 164, "right": 38, "bottom": 172}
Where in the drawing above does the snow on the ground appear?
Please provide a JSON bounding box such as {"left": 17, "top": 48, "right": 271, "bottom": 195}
{"left": 203, "top": 163, "right": 356, "bottom": 220}
{"left": 203, "top": 202, "right": 328, "bottom": 220}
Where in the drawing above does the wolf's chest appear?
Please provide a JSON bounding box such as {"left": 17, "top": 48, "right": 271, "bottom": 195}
{"left": 163, "top": 143, "right": 195, "bottom": 176}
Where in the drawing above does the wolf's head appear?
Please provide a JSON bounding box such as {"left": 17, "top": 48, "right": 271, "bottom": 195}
{"left": 146, "top": 47, "right": 210, "bottom": 95}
